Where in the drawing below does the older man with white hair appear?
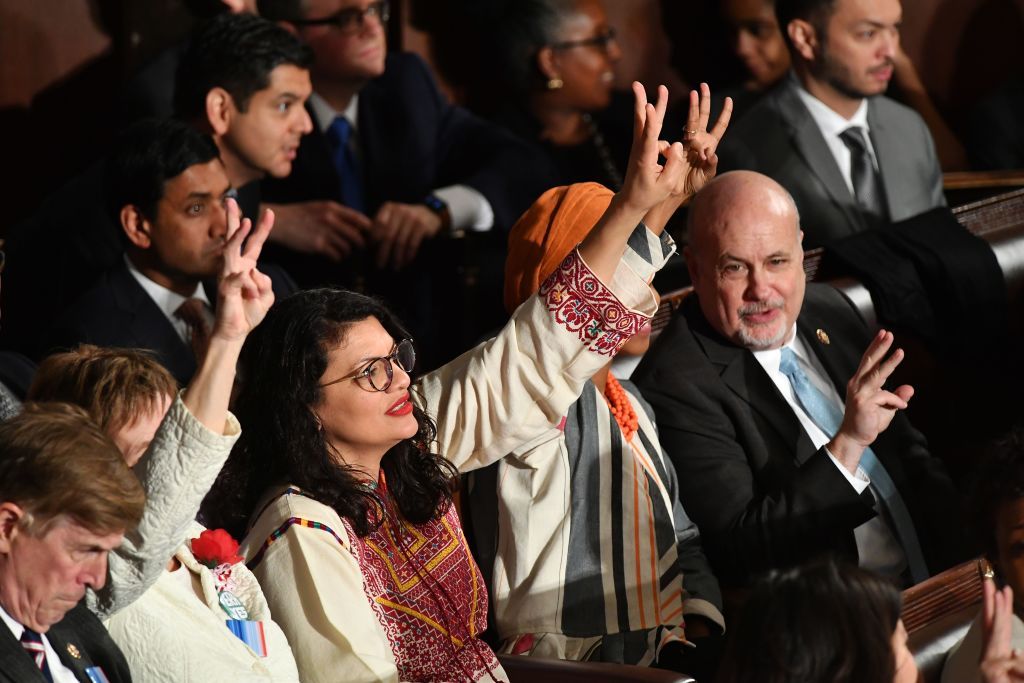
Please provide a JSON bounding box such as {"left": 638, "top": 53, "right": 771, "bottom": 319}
{"left": 0, "top": 404, "right": 143, "bottom": 683}
{"left": 634, "top": 170, "right": 969, "bottom": 589}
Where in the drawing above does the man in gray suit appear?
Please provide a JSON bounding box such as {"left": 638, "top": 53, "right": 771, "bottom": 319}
{"left": 718, "top": 0, "right": 945, "bottom": 248}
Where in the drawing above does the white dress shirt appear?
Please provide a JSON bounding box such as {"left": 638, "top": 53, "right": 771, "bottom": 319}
{"left": 0, "top": 603, "right": 81, "bottom": 683}
{"left": 125, "top": 256, "right": 213, "bottom": 346}
{"left": 308, "top": 92, "right": 495, "bottom": 232}
{"left": 793, "top": 76, "right": 881, "bottom": 196}
{"left": 751, "top": 328, "right": 907, "bottom": 577}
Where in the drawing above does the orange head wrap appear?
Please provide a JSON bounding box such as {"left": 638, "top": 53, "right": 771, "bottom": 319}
{"left": 503, "top": 182, "right": 614, "bottom": 314}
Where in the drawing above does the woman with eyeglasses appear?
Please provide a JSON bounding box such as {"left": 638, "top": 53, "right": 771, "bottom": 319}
{"left": 203, "top": 83, "right": 718, "bottom": 682}
{"left": 413, "top": 0, "right": 639, "bottom": 191}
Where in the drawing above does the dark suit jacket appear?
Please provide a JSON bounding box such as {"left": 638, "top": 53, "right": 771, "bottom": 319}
{"left": 633, "top": 284, "right": 969, "bottom": 587}
{"left": 47, "top": 262, "right": 297, "bottom": 386}
{"left": 718, "top": 77, "right": 946, "bottom": 249}
{"left": 262, "top": 52, "right": 550, "bottom": 366}
{"left": 1, "top": 160, "right": 123, "bottom": 357}
{"left": 2, "top": 164, "right": 273, "bottom": 359}
{"left": 0, "top": 603, "right": 131, "bottom": 683}
{"left": 262, "top": 52, "right": 550, "bottom": 234}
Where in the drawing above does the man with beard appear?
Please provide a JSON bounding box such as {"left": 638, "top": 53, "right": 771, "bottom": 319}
{"left": 716, "top": 0, "right": 945, "bottom": 248}
{"left": 633, "top": 172, "right": 968, "bottom": 589}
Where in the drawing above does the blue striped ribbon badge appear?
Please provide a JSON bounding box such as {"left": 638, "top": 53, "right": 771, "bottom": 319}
{"left": 226, "top": 619, "right": 268, "bottom": 657}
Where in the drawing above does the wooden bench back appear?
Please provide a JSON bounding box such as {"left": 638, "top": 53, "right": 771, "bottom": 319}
{"left": 902, "top": 558, "right": 990, "bottom": 683}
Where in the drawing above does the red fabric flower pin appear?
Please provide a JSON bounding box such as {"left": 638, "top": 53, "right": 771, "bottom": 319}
{"left": 191, "top": 528, "right": 244, "bottom": 568}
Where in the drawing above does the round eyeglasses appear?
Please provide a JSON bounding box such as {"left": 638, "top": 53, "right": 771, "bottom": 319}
{"left": 320, "top": 338, "right": 415, "bottom": 393}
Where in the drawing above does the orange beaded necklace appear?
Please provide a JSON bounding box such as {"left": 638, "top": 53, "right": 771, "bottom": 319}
{"left": 603, "top": 375, "right": 639, "bottom": 441}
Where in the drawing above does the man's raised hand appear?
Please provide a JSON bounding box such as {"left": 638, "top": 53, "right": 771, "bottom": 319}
{"left": 213, "top": 198, "right": 275, "bottom": 344}
{"left": 828, "top": 329, "right": 913, "bottom": 472}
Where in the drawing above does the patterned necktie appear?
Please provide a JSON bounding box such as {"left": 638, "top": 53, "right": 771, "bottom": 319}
{"left": 20, "top": 628, "right": 53, "bottom": 682}
{"left": 779, "top": 348, "right": 929, "bottom": 583}
{"left": 326, "top": 116, "right": 366, "bottom": 213}
{"left": 839, "top": 126, "right": 889, "bottom": 221}
{"left": 175, "top": 298, "right": 212, "bottom": 366}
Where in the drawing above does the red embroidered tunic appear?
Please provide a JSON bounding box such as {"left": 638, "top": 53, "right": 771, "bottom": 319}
{"left": 242, "top": 248, "right": 659, "bottom": 682}
{"left": 247, "top": 486, "right": 499, "bottom": 682}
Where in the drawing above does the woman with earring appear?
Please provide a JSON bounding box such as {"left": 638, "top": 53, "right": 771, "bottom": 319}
{"left": 413, "top": 0, "right": 638, "bottom": 191}
{"left": 512, "top": 0, "right": 630, "bottom": 189}
{"left": 204, "top": 82, "right": 723, "bottom": 683}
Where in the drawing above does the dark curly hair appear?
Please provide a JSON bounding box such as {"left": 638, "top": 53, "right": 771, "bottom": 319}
{"left": 720, "top": 560, "right": 903, "bottom": 683}
{"left": 203, "top": 288, "right": 458, "bottom": 538}
{"left": 969, "top": 426, "right": 1024, "bottom": 567}
{"left": 104, "top": 118, "right": 219, "bottom": 223}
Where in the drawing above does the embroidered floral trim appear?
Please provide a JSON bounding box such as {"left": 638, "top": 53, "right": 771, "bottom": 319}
{"left": 246, "top": 516, "right": 346, "bottom": 570}
{"left": 540, "top": 250, "right": 648, "bottom": 356}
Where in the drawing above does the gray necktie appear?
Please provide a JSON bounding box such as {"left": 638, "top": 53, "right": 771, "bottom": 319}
{"left": 839, "top": 126, "right": 889, "bottom": 221}
{"left": 779, "top": 348, "right": 928, "bottom": 583}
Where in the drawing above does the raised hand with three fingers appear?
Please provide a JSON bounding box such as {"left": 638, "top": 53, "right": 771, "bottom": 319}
{"left": 677, "top": 82, "right": 732, "bottom": 198}
{"left": 827, "top": 329, "right": 915, "bottom": 473}
{"left": 644, "top": 82, "right": 733, "bottom": 234}
{"left": 212, "top": 197, "right": 276, "bottom": 344}
{"left": 615, "top": 82, "right": 690, "bottom": 216}
{"left": 981, "top": 579, "right": 1024, "bottom": 682}
{"left": 182, "top": 197, "right": 275, "bottom": 432}
{"left": 581, "top": 81, "right": 728, "bottom": 283}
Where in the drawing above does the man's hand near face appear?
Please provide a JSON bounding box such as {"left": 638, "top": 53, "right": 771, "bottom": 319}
{"left": 369, "top": 201, "right": 443, "bottom": 270}
{"left": 264, "top": 200, "right": 369, "bottom": 262}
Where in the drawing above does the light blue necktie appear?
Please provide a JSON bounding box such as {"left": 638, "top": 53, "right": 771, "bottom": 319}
{"left": 779, "top": 348, "right": 928, "bottom": 583}
{"left": 326, "top": 116, "right": 366, "bottom": 214}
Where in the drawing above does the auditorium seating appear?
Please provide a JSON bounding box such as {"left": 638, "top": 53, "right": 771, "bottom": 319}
{"left": 902, "top": 558, "right": 990, "bottom": 683}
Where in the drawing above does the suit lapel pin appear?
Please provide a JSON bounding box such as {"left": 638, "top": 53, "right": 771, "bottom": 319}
{"left": 67, "top": 643, "right": 81, "bottom": 659}
{"left": 816, "top": 328, "right": 830, "bottom": 345}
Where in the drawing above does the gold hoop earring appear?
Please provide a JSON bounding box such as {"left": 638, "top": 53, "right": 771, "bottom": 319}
{"left": 547, "top": 77, "right": 564, "bottom": 90}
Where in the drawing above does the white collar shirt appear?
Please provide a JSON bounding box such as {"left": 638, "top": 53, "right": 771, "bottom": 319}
{"left": 0, "top": 603, "right": 81, "bottom": 683}
{"left": 751, "top": 326, "right": 907, "bottom": 578}
{"left": 309, "top": 91, "right": 360, "bottom": 138}
{"left": 125, "top": 255, "right": 213, "bottom": 345}
{"left": 793, "top": 74, "right": 879, "bottom": 196}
